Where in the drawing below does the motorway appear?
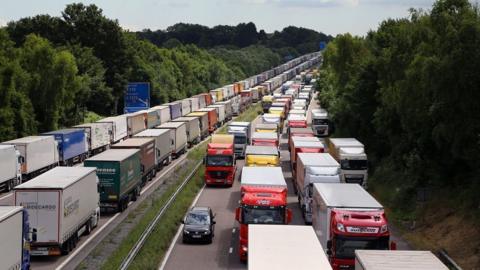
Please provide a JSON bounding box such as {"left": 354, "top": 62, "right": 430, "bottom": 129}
{"left": 161, "top": 94, "right": 411, "bottom": 270}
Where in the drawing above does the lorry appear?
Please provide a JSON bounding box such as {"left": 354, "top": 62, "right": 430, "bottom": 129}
{"left": 217, "top": 100, "right": 233, "bottom": 121}
{"left": 245, "top": 145, "right": 280, "bottom": 167}
{"left": 155, "top": 122, "right": 188, "bottom": 158}
{"left": 290, "top": 137, "right": 324, "bottom": 176}
{"left": 197, "top": 108, "right": 218, "bottom": 133}
{"left": 180, "top": 99, "right": 191, "bottom": 116}
{"left": 251, "top": 132, "right": 279, "bottom": 147}
{"left": 164, "top": 102, "right": 182, "bottom": 120}
{"left": 97, "top": 115, "right": 128, "bottom": 143}
{"left": 194, "top": 93, "right": 212, "bottom": 107}
{"left": 210, "top": 89, "right": 224, "bottom": 103}
{"left": 126, "top": 111, "right": 146, "bottom": 136}
{"left": 111, "top": 138, "right": 156, "bottom": 184}
{"left": 286, "top": 114, "right": 307, "bottom": 134}
{"left": 261, "top": 95, "right": 274, "bottom": 113}
{"left": 2, "top": 136, "right": 59, "bottom": 181}
{"left": 254, "top": 123, "right": 278, "bottom": 133}
{"left": 186, "top": 112, "right": 209, "bottom": 139}
{"left": 250, "top": 87, "right": 259, "bottom": 102}
{"left": 248, "top": 225, "right": 332, "bottom": 270}
{"left": 149, "top": 105, "right": 171, "bottom": 125}
{"left": 41, "top": 129, "right": 88, "bottom": 166}
{"left": 134, "top": 129, "right": 172, "bottom": 171}
{"left": 172, "top": 117, "right": 201, "bottom": 146}
{"left": 312, "top": 183, "right": 392, "bottom": 270}
{"left": 74, "top": 122, "right": 112, "bottom": 155}
{"left": 262, "top": 114, "right": 282, "bottom": 133}
{"left": 0, "top": 206, "right": 32, "bottom": 270}
{"left": 205, "top": 134, "right": 236, "bottom": 187}
{"left": 295, "top": 153, "right": 340, "bottom": 224}
{"left": 292, "top": 99, "right": 307, "bottom": 110}
{"left": 289, "top": 109, "right": 306, "bottom": 116}
{"left": 227, "top": 122, "right": 251, "bottom": 158}
{"left": 140, "top": 108, "right": 161, "bottom": 128}
{"left": 0, "top": 145, "right": 22, "bottom": 191}
{"left": 186, "top": 97, "right": 199, "bottom": 112}
{"left": 231, "top": 95, "right": 242, "bottom": 116}
{"left": 288, "top": 127, "right": 315, "bottom": 151}
{"left": 311, "top": 109, "right": 332, "bottom": 137}
{"left": 355, "top": 250, "right": 448, "bottom": 270}
{"left": 240, "top": 89, "right": 252, "bottom": 108}
{"left": 208, "top": 104, "right": 226, "bottom": 126}
{"left": 84, "top": 149, "right": 142, "bottom": 212}
{"left": 328, "top": 138, "right": 368, "bottom": 188}
{"left": 236, "top": 167, "right": 291, "bottom": 261}
{"left": 14, "top": 167, "right": 100, "bottom": 255}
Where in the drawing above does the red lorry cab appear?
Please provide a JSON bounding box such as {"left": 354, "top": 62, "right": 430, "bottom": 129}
{"left": 205, "top": 135, "right": 236, "bottom": 187}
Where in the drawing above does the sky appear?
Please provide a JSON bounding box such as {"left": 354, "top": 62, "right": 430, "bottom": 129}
{"left": 0, "top": 0, "right": 444, "bottom": 36}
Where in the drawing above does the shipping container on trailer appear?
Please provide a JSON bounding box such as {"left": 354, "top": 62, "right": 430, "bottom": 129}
{"left": 111, "top": 138, "right": 156, "bottom": 184}
{"left": 134, "top": 129, "right": 172, "bottom": 171}
{"left": 163, "top": 102, "right": 182, "bottom": 120}
{"left": 155, "top": 122, "right": 188, "bottom": 158}
{"left": 172, "top": 117, "right": 201, "bottom": 146}
{"left": 149, "top": 105, "right": 171, "bottom": 125}
{"left": 180, "top": 99, "right": 191, "bottom": 116}
{"left": 1, "top": 136, "right": 59, "bottom": 181}
{"left": 97, "top": 115, "right": 128, "bottom": 143}
{"left": 126, "top": 111, "right": 146, "bottom": 136}
{"left": 74, "top": 122, "right": 111, "bottom": 154}
{"left": 14, "top": 167, "right": 100, "bottom": 256}
{"left": 84, "top": 149, "right": 142, "bottom": 212}
{"left": 42, "top": 129, "right": 88, "bottom": 166}
{"left": 186, "top": 112, "right": 209, "bottom": 139}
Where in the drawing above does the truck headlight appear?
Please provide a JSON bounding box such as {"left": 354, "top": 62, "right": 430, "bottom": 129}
{"left": 380, "top": 224, "right": 388, "bottom": 233}
{"left": 337, "top": 223, "right": 345, "bottom": 232}
{"left": 204, "top": 230, "right": 210, "bottom": 235}
{"left": 183, "top": 230, "right": 190, "bottom": 234}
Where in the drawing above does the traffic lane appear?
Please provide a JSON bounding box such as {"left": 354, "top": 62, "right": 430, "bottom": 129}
{"left": 163, "top": 161, "right": 245, "bottom": 270}
{"left": 0, "top": 192, "right": 13, "bottom": 205}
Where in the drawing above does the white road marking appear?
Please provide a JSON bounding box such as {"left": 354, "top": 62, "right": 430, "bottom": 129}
{"left": 158, "top": 185, "right": 206, "bottom": 270}
{"left": 229, "top": 247, "right": 233, "bottom": 254}
{"left": 232, "top": 228, "right": 236, "bottom": 234}
{"left": 0, "top": 192, "right": 13, "bottom": 201}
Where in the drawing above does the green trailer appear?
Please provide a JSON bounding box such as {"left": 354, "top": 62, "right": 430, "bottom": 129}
{"left": 84, "top": 149, "right": 142, "bottom": 212}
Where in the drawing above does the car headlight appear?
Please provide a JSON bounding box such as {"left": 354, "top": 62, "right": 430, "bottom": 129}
{"left": 183, "top": 230, "right": 190, "bottom": 234}
{"left": 204, "top": 230, "right": 210, "bottom": 235}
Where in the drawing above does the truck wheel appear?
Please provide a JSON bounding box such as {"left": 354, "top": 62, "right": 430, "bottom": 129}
{"left": 61, "top": 241, "right": 70, "bottom": 255}
{"left": 5, "top": 181, "right": 11, "bottom": 192}
{"left": 85, "top": 220, "right": 92, "bottom": 235}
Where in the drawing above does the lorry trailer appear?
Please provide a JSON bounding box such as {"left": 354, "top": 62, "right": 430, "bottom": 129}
{"left": 245, "top": 145, "right": 280, "bottom": 167}
{"left": 208, "top": 104, "right": 226, "bottom": 126}
{"left": 186, "top": 112, "right": 209, "bottom": 139}
{"left": 251, "top": 132, "right": 279, "bottom": 147}
{"left": 197, "top": 108, "right": 218, "bottom": 133}
{"left": 0, "top": 145, "right": 22, "bottom": 192}
{"left": 84, "top": 149, "right": 142, "bottom": 212}
{"left": 0, "top": 206, "right": 32, "bottom": 270}
{"left": 97, "top": 115, "right": 128, "bottom": 143}
{"left": 14, "top": 167, "right": 100, "bottom": 256}
{"left": 312, "top": 183, "right": 392, "bottom": 270}
{"left": 355, "top": 250, "right": 448, "bottom": 270}
{"left": 254, "top": 123, "right": 278, "bottom": 133}
{"left": 248, "top": 225, "right": 331, "bottom": 270}
{"left": 42, "top": 129, "right": 88, "bottom": 166}
{"left": 74, "top": 122, "right": 112, "bottom": 155}
{"left": 126, "top": 111, "right": 147, "bottom": 136}
{"left": 164, "top": 102, "right": 182, "bottom": 120}
{"left": 134, "top": 129, "right": 172, "bottom": 171}
{"left": 149, "top": 105, "right": 171, "bottom": 125}
{"left": 111, "top": 138, "right": 156, "bottom": 184}
{"left": 155, "top": 122, "right": 188, "bottom": 158}
{"left": 1, "top": 136, "right": 59, "bottom": 181}
{"left": 172, "top": 117, "right": 201, "bottom": 146}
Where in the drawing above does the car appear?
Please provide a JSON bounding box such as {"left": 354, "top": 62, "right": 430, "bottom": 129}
{"left": 182, "top": 206, "right": 216, "bottom": 244}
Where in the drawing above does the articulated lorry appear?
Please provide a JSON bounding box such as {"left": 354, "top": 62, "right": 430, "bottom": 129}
{"left": 328, "top": 138, "right": 368, "bottom": 188}
{"left": 261, "top": 95, "right": 273, "bottom": 113}
{"left": 97, "top": 115, "right": 128, "bottom": 143}
{"left": 205, "top": 135, "right": 236, "bottom": 187}
{"left": 14, "top": 167, "right": 100, "bottom": 256}
{"left": 172, "top": 117, "right": 201, "bottom": 147}
{"left": 74, "top": 122, "right": 112, "bottom": 155}
{"left": 208, "top": 104, "right": 226, "bottom": 126}
{"left": 84, "top": 149, "right": 142, "bottom": 212}
{"left": 286, "top": 114, "right": 307, "bottom": 134}
{"left": 111, "top": 138, "right": 156, "bottom": 185}
{"left": 262, "top": 114, "right": 282, "bottom": 133}
{"left": 134, "top": 129, "right": 172, "bottom": 171}
{"left": 251, "top": 132, "right": 278, "bottom": 147}
{"left": 355, "top": 250, "right": 448, "bottom": 270}
{"left": 227, "top": 122, "right": 251, "bottom": 158}
{"left": 0, "top": 206, "right": 32, "bottom": 270}
{"left": 254, "top": 123, "right": 278, "bottom": 133}
{"left": 245, "top": 145, "right": 280, "bottom": 167}
{"left": 312, "top": 183, "right": 393, "bottom": 270}
{"left": 41, "top": 129, "right": 88, "bottom": 166}
{"left": 248, "top": 225, "right": 331, "bottom": 270}
{"left": 311, "top": 109, "right": 332, "bottom": 137}
{"left": 197, "top": 108, "right": 218, "bottom": 133}
{"left": 236, "top": 167, "right": 291, "bottom": 261}
{"left": 290, "top": 136, "right": 324, "bottom": 175}
{"left": 126, "top": 111, "right": 147, "bottom": 136}
{"left": 2, "top": 136, "right": 59, "bottom": 181}
{"left": 0, "top": 145, "right": 23, "bottom": 192}
{"left": 155, "top": 122, "right": 188, "bottom": 158}
{"left": 295, "top": 153, "right": 340, "bottom": 224}
{"left": 186, "top": 112, "right": 209, "bottom": 139}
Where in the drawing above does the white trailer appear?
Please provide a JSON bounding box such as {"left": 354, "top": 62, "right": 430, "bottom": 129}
{"left": 355, "top": 250, "right": 448, "bottom": 270}
{"left": 134, "top": 129, "right": 172, "bottom": 170}
{"left": 172, "top": 117, "right": 201, "bottom": 146}
{"left": 74, "top": 122, "right": 112, "bottom": 154}
{"left": 208, "top": 104, "right": 226, "bottom": 125}
{"left": 1, "top": 136, "right": 59, "bottom": 180}
{"left": 181, "top": 99, "right": 191, "bottom": 116}
{"left": 97, "top": 115, "right": 128, "bottom": 143}
{"left": 126, "top": 111, "right": 147, "bottom": 136}
{"left": 241, "top": 167, "right": 286, "bottom": 188}
{"left": 187, "top": 97, "right": 199, "bottom": 112}
{"left": 155, "top": 122, "right": 188, "bottom": 158}
{"left": 14, "top": 167, "right": 100, "bottom": 256}
{"left": 150, "top": 105, "right": 171, "bottom": 124}
{"left": 231, "top": 95, "right": 241, "bottom": 116}
{"left": 0, "top": 145, "right": 22, "bottom": 191}
{"left": 248, "top": 225, "right": 332, "bottom": 270}
{"left": 295, "top": 153, "right": 340, "bottom": 224}
{"left": 0, "top": 206, "right": 28, "bottom": 270}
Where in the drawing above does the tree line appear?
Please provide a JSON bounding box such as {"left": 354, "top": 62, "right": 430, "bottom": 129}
{"left": 317, "top": 0, "right": 480, "bottom": 216}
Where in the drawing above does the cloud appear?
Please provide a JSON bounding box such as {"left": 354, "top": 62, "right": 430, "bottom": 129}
{"left": 238, "top": 0, "right": 359, "bottom": 8}
{"left": 0, "top": 18, "right": 7, "bottom": 27}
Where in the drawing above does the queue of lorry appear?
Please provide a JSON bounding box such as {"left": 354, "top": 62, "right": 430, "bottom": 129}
{"left": 0, "top": 52, "right": 321, "bottom": 266}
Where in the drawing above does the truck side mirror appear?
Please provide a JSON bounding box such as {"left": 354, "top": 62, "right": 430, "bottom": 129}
{"left": 390, "top": 241, "right": 397, "bottom": 250}
{"left": 235, "top": 207, "right": 241, "bottom": 222}
{"left": 286, "top": 208, "right": 293, "bottom": 223}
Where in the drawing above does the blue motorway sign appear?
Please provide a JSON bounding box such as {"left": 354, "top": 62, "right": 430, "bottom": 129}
{"left": 124, "top": 82, "right": 150, "bottom": 113}
{"left": 319, "top": 41, "right": 327, "bottom": 50}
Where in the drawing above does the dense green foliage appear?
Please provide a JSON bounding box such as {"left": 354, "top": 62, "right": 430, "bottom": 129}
{"left": 138, "top": 23, "right": 332, "bottom": 59}
{"left": 318, "top": 0, "right": 480, "bottom": 215}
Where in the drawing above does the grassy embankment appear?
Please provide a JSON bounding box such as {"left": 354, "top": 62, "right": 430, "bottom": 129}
{"left": 97, "top": 103, "right": 261, "bottom": 270}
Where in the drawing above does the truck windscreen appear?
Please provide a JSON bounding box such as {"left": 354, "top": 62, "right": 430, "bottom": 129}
{"left": 341, "top": 160, "right": 368, "bottom": 170}
{"left": 234, "top": 136, "right": 247, "bottom": 144}
{"left": 206, "top": 156, "right": 233, "bottom": 166}
{"left": 242, "top": 206, "right": 284, "bottom": 224}
{"left": 334, "top": 236, "right": 389, "bottom": 259}
{"left": 313, "top": 119, "right": 328, "bottom": 125}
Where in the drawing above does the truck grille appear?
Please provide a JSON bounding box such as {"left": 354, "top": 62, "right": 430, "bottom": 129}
{"left": 209, "top": 171, "right": 229, "bottom": 179}
{"left": 345, "top": 176, "right": 363, "bottom": 186}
